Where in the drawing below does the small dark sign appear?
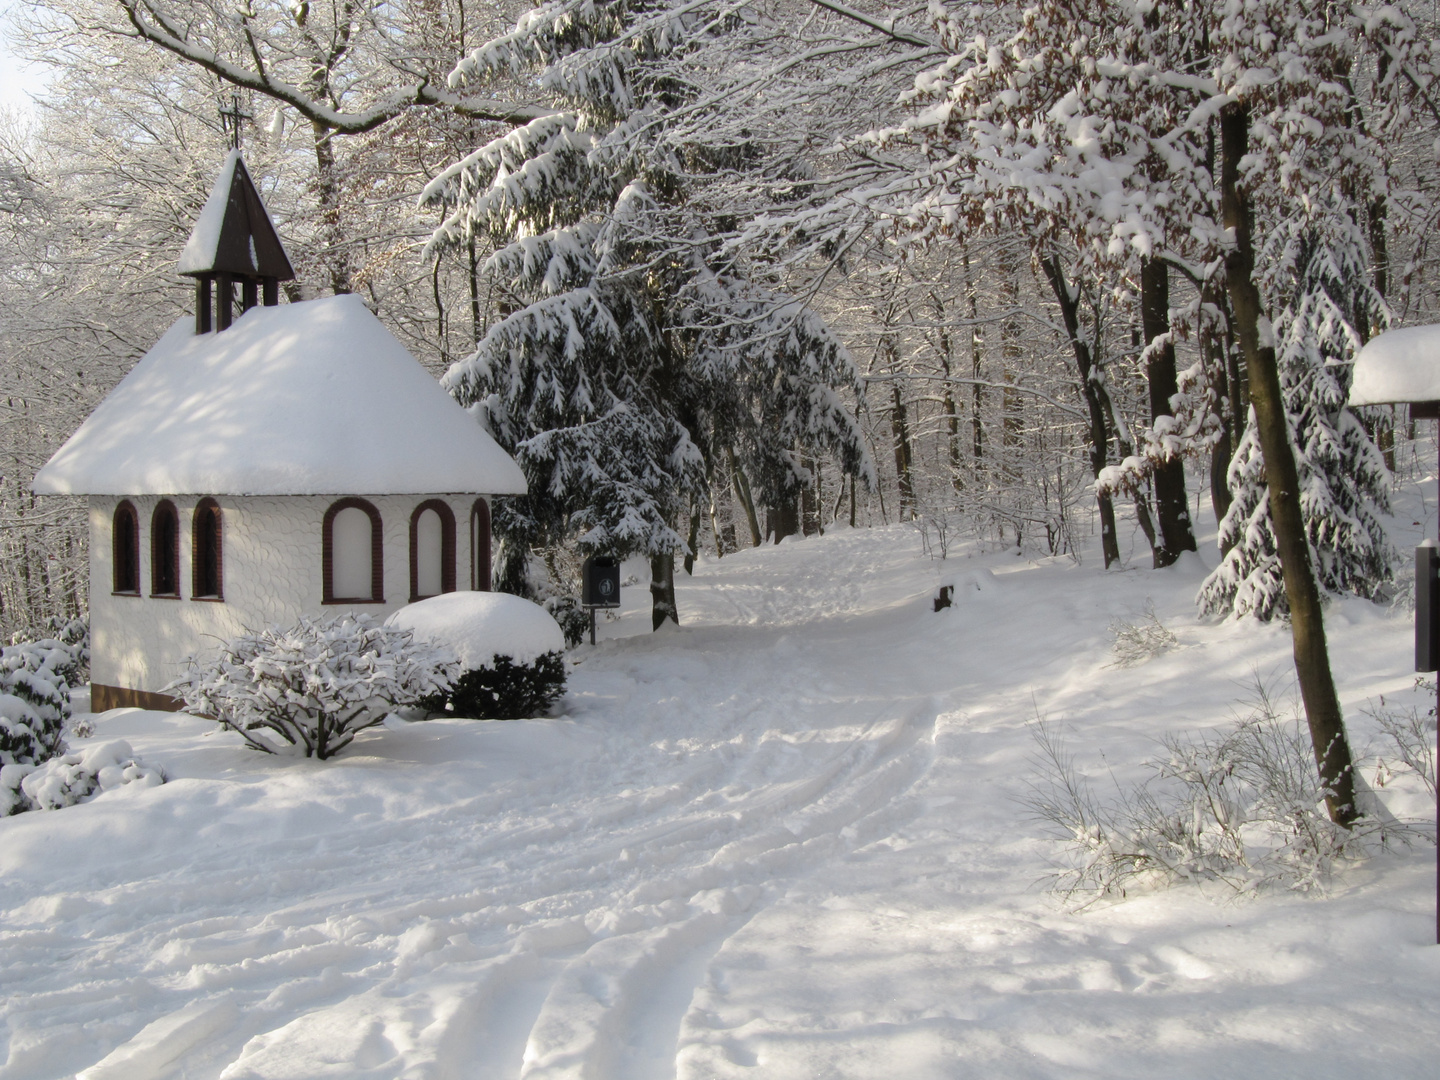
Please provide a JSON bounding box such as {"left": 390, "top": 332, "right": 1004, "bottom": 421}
{"left": 582, "top": 556, "right": 621, "bottom": 608}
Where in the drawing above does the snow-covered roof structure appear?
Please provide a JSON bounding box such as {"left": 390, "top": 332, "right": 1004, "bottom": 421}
{"left": 34, "top": 294, "right": 527, "bottom": 497}
{"left": 176, "top": 149, "right": 294, "bottom": 281}
{"left": 1348, "top": 324, "right": 1440, "bottom": 406}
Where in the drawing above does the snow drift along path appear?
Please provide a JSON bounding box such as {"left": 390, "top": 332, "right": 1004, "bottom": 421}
{"left": 1, "top": 523, "right": 1436, "bottom": 1080}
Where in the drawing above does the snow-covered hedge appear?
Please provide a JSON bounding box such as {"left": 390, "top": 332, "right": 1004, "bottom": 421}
{"left": 0, "top": 637, "right": 81, "bottom": 774}
{"left": 387, "top": 593, "right": 567, "bottom": 719}
{"left": 2, "top": 739, "right": 164, "bottom": 816}
{"left": 167, "top": 614, "right": 459, "bottom": 760}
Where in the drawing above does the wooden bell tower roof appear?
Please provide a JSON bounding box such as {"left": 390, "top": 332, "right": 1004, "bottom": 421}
{"left": 176, "top": 150, "right": 294, "bottom": 282}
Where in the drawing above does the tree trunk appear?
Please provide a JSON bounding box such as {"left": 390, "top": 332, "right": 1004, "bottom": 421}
{"left": 310, "top": 121, "right": 350, "bottom": 295}
{"left": 890, "top": 382, "right": 915, "bottom": 520}
{"left": 468, "top": 238, "right": 483, "bottom": 344}
{"left": 964, "top": 248, "right": 985, "bottom": 473}
{"left": 768, "top": 498, "right": 799, "bottom": 543}
{"left": 709, "top": 493, "right": 724, "bottom": 558}
{"left": 1201, "top": 281, "right": 1238, "bottom": 530}
{"left": 1221, "top": 103, "right": 1357, "bottom": 826}
{"left": 1141, "top": 256, "right": 1197, "bottom": 567}
{"left": 650, "top": 551, "right": 677, "bottom": 630}
{"left": 1041, "top": 254, "right": 1121, "bottom": 568}
{"left": 1211, "top": 429, "right": 1234, "bottom": 531}
{"left": 728, "top": 449, "right": 763, "bottom": 546}
{"left": 683, "top": 500, "right": 700, "bottom": 575}
{"left": 932, "top": 292, "right": 963, "bottom": 490}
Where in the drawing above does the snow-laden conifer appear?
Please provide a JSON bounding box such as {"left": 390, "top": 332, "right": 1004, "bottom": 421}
{"left": 421, "top": 0, "right": 873, "bottom": 621}
{"left": 1198, "top": 218, "right": 1394, "bottom": 619}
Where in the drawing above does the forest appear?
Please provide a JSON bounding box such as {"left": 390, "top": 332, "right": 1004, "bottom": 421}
{"left": 2, "top": 0, "right": 1437, "bottom": 642}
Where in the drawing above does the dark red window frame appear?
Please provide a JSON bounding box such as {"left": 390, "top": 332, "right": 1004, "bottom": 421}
{"left": 409, "top": 499, "right": 456, "bottom": 602}
{"left": 323, "top": 498, "right": 384, "bottom": 604}
{"left": 112, "top": 500, "right": 140, "bottom": 595}
{"left": 191, "top": 497, "right": 224, "bottom": 600}
{"left": 150, "top": 500, "right": 180, "bottom": 597}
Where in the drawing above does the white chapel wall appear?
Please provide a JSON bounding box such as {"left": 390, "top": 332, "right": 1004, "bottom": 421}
{"left": 90, "top": 493, "right": 488, "bottom": 696}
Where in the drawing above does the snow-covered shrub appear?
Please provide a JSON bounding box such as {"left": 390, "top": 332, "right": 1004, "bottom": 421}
{"left": 1, "top": 740, "right": 163, "bottom": 815}
{"left": 387, "top": 592, "right": 567, "bottom": 720}
{"left": 167, "top": 614, "right": 458, "bottom": 760}
{"left": 440, "top": 652, "right": 567, "bottom": 720}
{"left": 1107, "top": 605, "right": 1177, "bottom": 668}
{"left": 10, "top": 615, "right": 90, "bottom": 679}
{"left": 0, "top": 638, "right": 79, "bottom": 772}
{"left": 1025, "top": 683, "right": 1423, "bottom": 906}
{"left": 543, "top": 595, "right": 590, "bottom": 649}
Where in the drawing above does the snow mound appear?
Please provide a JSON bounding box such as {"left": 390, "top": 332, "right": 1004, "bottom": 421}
{"left": 386, "top": 592, "right": 565, "bottom": 668}
{"left": 1349, "top": 323, "right": 1440, "bottom": 405}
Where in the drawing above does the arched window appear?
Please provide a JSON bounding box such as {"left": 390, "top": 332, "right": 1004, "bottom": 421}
{"left": 150, "top": 500, "right": 180, "bottom": 597}
{"left": 409, "top": 500, "right": 456, "bottom": 602}
{"left": 470, "top": 498, "right": 492, "bottom": 592}
{"left": 112, "top": 500, "right": 140, "bottom": 595}
{"left": 192, "top": 498, "right": 224, "bottom": 600}
{"left": 323, "top": 498, "right": 383, "bottom": 603}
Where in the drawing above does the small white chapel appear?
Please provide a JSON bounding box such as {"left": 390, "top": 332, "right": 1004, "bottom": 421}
{"left": 33, "top": 151, "right": 526, "bottom": 711}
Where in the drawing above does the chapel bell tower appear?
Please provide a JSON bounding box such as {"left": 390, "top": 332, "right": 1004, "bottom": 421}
{"left": 176, "top": 151, "right": 295, "bottom": 334}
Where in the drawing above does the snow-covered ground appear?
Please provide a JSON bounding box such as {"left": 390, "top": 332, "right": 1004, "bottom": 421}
{"left": 2, "top": 504, "right": 1437, "bottom": 1080}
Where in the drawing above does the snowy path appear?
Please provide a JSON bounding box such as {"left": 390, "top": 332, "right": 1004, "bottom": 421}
{"left": 2, "top": 525, "right": 1437, "bottom": 1079}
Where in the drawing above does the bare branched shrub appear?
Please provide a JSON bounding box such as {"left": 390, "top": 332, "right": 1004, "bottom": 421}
{"left": 1364, "top": 677, "right": 1437, "bottom": 797}
{"left": 1025, "top": 680, "right": 1430, "bottom": 907}
{"left": 1107, "top": 603, "right": 1177, "bottom": 667}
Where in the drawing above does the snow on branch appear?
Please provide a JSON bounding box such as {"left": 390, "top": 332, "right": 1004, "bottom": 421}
{"left": 116, "top": 0, "right": 552, "bottom": 133}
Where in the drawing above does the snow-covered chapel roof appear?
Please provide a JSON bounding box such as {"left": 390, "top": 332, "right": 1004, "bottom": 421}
{"left": 1349, "top": 324, "right": 1440, "bottom": 407}
{"left": 34, "top": 294, "right": 527, "bottom": 497}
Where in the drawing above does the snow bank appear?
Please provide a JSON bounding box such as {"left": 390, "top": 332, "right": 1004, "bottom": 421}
{"left": 1349, "top": 323, "right": 1440, "bottom": 405}
{"left": 386, "top": 591, "right": 565, "bottom": 668}
{"left": 32, "top": 294, "right": 527, "bottom": 497}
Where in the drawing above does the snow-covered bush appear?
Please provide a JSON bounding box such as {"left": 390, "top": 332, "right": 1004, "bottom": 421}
{"left": 10, "top": 615, "right": 90, "bottom": 678}
{"left": 167, "top": 615, "right": 459, "bottom": 760}
{"left": 1107, "top": 605, "right": 1177, "bottom": 668}
{"left": 1025, "top": 683, "right": 1423, "bottom": 906}
{"left": 440, "top": 653, "right": 567, "bottom": 720}
{"left": 387, "top": 593, "right": 567, "bottom": 720}
{"left": 0, "top": 638, "right": 79, "bottom": 771}
{"left": 1, "top": 739, "right": 164, "bottom": 815}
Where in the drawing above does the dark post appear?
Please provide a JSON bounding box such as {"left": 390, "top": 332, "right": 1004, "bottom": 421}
{"left": 262, "top": 276, "right": 279, "bottom": 306}
{"left": 1415, "top": 542, "right": 1438, "bottom": 673}
{"left": 242, "top": 277, "right": 258, "bottom": 313}
{"left": 195, "top": 276, "right": 212, "bottom": 334}
{"left": 216, "top": 273, "right": 234, "bottom": 330}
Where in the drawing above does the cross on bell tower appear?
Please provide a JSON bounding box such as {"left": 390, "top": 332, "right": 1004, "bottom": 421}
{"left": 218, "top": 93, "right": 251, "bottom": 151}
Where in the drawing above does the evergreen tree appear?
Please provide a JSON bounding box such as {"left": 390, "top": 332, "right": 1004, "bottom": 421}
{"left": 422, "top": 0, "right": 872, "bottom": 626}
{"left": 1199, "top": 218, "right": 1393, "bottom": 619}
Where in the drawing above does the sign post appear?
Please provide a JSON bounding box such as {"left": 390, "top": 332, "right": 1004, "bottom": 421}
{"left": 581, "top": 555, "right": 621, "bottom": 646}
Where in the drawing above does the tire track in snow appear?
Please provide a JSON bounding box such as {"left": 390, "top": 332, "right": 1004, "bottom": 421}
{"left": 3, "top": 535, "right": 943, "bottom": 1080}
